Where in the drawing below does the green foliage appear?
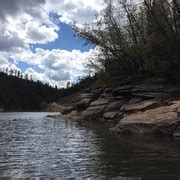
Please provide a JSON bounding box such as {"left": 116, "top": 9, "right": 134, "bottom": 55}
{"left": 73, "top": 0, "right": 180, "bottom": 80}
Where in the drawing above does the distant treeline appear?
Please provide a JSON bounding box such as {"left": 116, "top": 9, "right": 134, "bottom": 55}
{"left": 73, "top": 0, "right": 180, "bottom": 82}
{"left": 0, "top": 67, "right": 32, "bottom": 81}
{"left": 0, "top": 72, "right": 94, "bottom": 111}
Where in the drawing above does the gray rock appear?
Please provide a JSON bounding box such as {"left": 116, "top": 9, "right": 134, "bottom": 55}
{"left": 45, "top": 102, "right": 65, "bottom": 112}
{"left": 112, "top": 85, "right": 134, "bottom": 96}
{"left": 91, "top": 87, "right": 102, "bottom": 95}
{"left": 62, "top": 106, "right": 74, "bottom": 114}
{"left": 132, "top": 84, "right": 180, "bottom": 94}
{"left": 120, "top": 100, "right": 161, "bottom": 113}
{"left": 103, "top": 111, "right": 118, "bottom": 120}
{"left": 115, "top": 96, "right": 125, "bottom": 100}
{"left": 132, "top": 92, "right": 170, "bottom": 99}
{"left": 79, "top": 93, "right": 96, "bottom": 99}
{"left": 104, "top": 88, "right": 112, "bottom": 93}
{"left": 128, "top": 98, "right": 142, "bottom": 104}
{"left": 75, "top": 98, "right": 91, "bottom": 111}
{"left": 69, "top": 115, "right": 84, "bottom": 122}
{"left": 84, "top": 88, "right": 91, "bottom": 93}
{"left": 80, "top": 105, "right": 106, "bottom": 120}
{"left": 111, "top": 106, "right": 180, "bottom": 136}
{"left": 132, "top": 84, "right": 165, "bottom": 93}
{"left": 100, "top": 93, "right": 113, "bottom": 98}
{"left": 68, "top": 110, "right": 78, "bottom": 117}
{"left": 105, "top": 100, "right": 127, "bottom": 112}
{"left": 90, "top": 98, "right": 110, "bottom": 106}
{"left": 173, "top": 126, "right": 180, "bottom": 137}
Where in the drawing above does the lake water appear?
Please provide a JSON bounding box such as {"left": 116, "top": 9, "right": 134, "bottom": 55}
{"left": 0, "top": 112, "right": 180, "bottom": 179}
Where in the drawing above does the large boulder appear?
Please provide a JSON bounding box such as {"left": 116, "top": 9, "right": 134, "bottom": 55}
{"left": 90, "top": 98, "right": 110, "bottom": 106}
{"left": 105, "top": 100, "right": 127, "bottom": 112}
{"left": 84, "top": 88, "right": 92, "bottom": 93}
{"left": 75, "top": 98, "right": 92, "bottom": 111}
{"left": 128, "top": 98, "right": 142, "bottom": 104}
{"left": 79, "top": 93, "right": 96, "bottom": 99}
{"left": 104, "top": 88, "right": 112, "bottom": 93}
{"left": 62, "top": 106, "right": 74, "bottom": 114}
{"left": 45, "top": 102, "right": 65, "bottom": 112}
{"left": 112, "top": 85, "right": 134, "bottom": 97}
{"left": 120, "top": 100, "right": 162, "bottom": 113}
{"left": 169, "top": 100, "right": 180, "bottom": 108}
{"left": 111, "top": 105, "right": 180, "bottom": 136}
{"left": 91, "top": 87, "right": 103, "bottom": 95}
{"left": 64, "top": 111, "right": 84, "bottom": 121}
{"left": 80, "top": 105, "right": 106, "bottom": 120}
{"left": 103, "top": 111, "right": 119, "bottom": 120}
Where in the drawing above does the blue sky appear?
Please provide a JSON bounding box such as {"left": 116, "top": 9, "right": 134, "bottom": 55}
{"left": 31, "top": 21, "right": 94, "bottom": 53}
{"left": 18, "top": 22, "right": 94, "bottom": 75}
{"left": 0, "top": 0, "right": 103, "bottom": 87}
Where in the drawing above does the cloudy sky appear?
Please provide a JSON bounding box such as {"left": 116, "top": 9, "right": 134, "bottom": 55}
{"left": 0, "top": 0, "right": 104, "bottom": 87}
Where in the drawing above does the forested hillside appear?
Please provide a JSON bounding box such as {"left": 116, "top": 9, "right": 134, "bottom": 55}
{"left": 0, "top": 72, "right": 94, "bottom": 111}
{"left": 0, "top": 72, "right": 60, "bottom": 111}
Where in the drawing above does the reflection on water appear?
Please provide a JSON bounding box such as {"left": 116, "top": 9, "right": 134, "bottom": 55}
{"left": 0, "top": 112, "right": 180, "bottom": 179}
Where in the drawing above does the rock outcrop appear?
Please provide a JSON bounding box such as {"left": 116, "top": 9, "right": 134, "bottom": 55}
{"left": 80, "top": 105, "right": 106, "bottom": 120}
{"left": 51, "top": 79, "right": 180, "bottom": 137}
{"left": 44, "top": 102, "right": 65, "bottom": 112}
{"left": 120, "top": 100, "right": 162, "bottom": 113}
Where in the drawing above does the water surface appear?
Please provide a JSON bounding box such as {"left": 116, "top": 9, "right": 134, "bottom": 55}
{"left": 0, "top": 112, "right": 180, "bottom": 179}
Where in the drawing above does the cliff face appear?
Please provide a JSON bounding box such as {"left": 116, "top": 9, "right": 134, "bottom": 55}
{"left": 54, "top": 78, "right": 180, "bottom": 137}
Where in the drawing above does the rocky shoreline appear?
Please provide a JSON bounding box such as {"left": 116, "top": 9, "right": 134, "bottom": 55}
{"left": 49, "top": 78, "right": 180, "bottom": 137}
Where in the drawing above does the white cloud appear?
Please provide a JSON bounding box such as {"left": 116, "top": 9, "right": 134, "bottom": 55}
{"left": 0, "top": 0, "right": 59, "bottom": 51}
{"left": 0, "top": 52, "right": 10, "bottom": 66}
{"left": 0, "top": 0, "right": 104, "bottom": 52}
{"left": 59, "top": 6, "right": 98, "bottom": 25}
{"left": 0, "top": 0, "right": 103, "bottom": 86}
{"left": 7, "top": 47, "right": 98, "bottom": 87}
{"left": 0, "top": 0, "right": 44, "bottom": 21}
{"left": 46, "top": 0, "right": 104, "bottom": 24}
{"left": 25, "top": 21, "right": 58, "bottom": 44}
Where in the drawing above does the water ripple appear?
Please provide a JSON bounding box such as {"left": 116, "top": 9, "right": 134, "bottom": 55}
{"left": 0, "top": 112, "right": 180, "bottom": 179}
